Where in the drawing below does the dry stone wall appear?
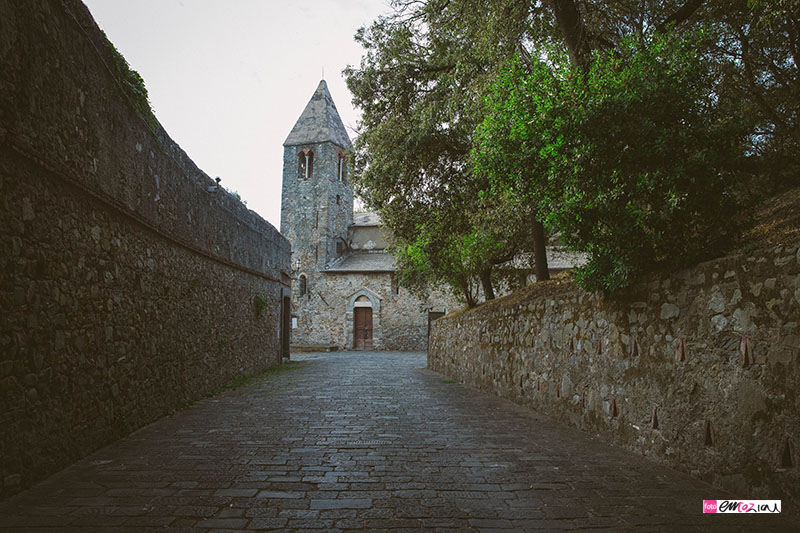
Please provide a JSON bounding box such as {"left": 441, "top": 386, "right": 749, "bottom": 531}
{"left": 0, "top": 0, "right": 290, "bottom": 498}
{"left": 429, "top": 244, "right": 800, "bottom": 502}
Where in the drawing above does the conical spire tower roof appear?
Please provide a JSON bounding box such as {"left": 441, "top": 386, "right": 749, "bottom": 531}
{"left": 284, "top": 80, "right": 351, "bottom": 148}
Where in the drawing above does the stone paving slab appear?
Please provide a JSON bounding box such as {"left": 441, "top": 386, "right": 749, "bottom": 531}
{"left": 0, "top": 351, "right": 796, "bottom": 531}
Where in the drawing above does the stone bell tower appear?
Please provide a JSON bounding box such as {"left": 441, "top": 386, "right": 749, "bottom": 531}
{"left": 280, "top": 79, "right": 353, "bottom": 288}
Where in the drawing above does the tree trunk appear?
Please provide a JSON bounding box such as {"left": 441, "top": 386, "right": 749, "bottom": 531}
{"left": 461, "top": 281, "right": 477, "bottom": 308}
{"left": 655, "top": 0, "right": 705, "bottom": 33}
{"left": 532, "top": 214, "right": 550, "bottom": 281}
{"left": 464, "top": 291, "right": 477, "bottom": 308}
{"left": 480, "top": 268, "right": 495, "bottom": 301}
{"left": 550, "top": 0, "right": 592, "bottom": 68}
{"left": 550, "top": 0, "right": 706, "bottom": 67}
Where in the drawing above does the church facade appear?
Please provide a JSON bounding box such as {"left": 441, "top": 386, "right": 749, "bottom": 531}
{"left": 280, "top": 81, "right": 458, "bottom": 351}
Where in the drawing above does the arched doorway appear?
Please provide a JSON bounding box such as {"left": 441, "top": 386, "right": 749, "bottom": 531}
{"left": 353, "top": 295, "right": 373, "bottom": 350}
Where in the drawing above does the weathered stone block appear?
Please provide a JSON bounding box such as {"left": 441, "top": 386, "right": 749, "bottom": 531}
{"left": 660, "top": 303, "right": 679, "bottom": 319}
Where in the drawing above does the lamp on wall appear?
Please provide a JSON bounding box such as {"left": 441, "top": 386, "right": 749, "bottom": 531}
{"left": 208, "top": 176, "right": 221, "bottom": 193}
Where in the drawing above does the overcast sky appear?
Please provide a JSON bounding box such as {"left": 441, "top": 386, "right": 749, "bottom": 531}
{"left": 83, "top": 0, "right": 392, "bottom": 229}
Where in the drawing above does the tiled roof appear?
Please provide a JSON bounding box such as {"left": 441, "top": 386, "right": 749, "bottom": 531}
{"left": 324, "top": 251, "right": 395, "bottom": 273}
{"left": 352, "top": 211, "right": 381, "bottom": 227}
{"left": 284, "top": 80, "right": 351, "bottom": 148}
{"left": 324, "top": 247, "right": 583, "bottom": 274}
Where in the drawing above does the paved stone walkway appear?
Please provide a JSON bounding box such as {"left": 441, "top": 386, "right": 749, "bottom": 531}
{"left": 0, "top": 351, "right": 795, "bottom": 532}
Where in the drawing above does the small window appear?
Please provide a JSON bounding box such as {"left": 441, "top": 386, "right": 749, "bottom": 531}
{"left": 338, "top": 154, "right": 347, "bottom": 181}
{"left": 298, "top": 150, "right": 314, "bottom": 180}
{"left": 336, "top": 194, "right": 341, "bottom": 205}
{"left": 298, "top": 274, "right": 307, "bottom": 296}
{"left": 391, "top": 274, "right": 399, "bottom": 295}
{"left": 298, "top": 153, "right": 305, "bottom": 179}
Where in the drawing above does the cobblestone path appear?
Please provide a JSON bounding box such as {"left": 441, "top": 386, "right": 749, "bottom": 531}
{"left": 0, "top": 351, "right": 794, "bottom": 532}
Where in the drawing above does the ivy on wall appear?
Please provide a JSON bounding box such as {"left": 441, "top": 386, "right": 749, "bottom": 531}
{"left": 102, "top": 31, "right": 158, "bottom": 130}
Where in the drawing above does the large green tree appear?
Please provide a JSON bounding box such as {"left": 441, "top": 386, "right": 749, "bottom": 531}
{"left": 475, "top": 31, "right": 753, "bottom": 291}
{"left": 345, "top": 1, "right": 534, "bottom": 304}
{"left": 347, "top": 0, "right": 797, "bottom": 298}
{"left": 345, "top": 1, "right": 716, "bottom": 301}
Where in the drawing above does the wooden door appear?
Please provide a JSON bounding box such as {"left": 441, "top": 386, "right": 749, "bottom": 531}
{"left": 280, "top": 296, "right": 291, "bottom": 360}
{"left": 354, "top": 307, "right": 373, "bottom": 350}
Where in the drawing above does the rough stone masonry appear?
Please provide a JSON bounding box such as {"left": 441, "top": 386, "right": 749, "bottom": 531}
{"left": 429, "top": 243, "right": 800, "bottom": 505}
{"left": 0, "top": 0, "right": 290, "bottom": 498}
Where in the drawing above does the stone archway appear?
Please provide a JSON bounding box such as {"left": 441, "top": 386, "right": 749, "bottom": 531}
{"left": 346, "top": 288, "right": 381, "bottom": 350}
{"left": 353, "top": 298, "right": 373, "bottom": 350}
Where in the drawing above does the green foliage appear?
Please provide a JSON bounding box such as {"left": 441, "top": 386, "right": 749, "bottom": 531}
{"left": 393, "top": 217, "right": 480, "bottom": 306}
{"left": 349, "top": 1, "right": 798, "bottom": 296}
{"left": 475, "top": 31, "right": 753, "bottom": 291}
{"left": 103, "top": 32, "right": 157, "bottom": 130}
{"left": 224, "top": 185, "right": 248, "bottom": 206}
{"left": 345, "top": 4, "right": 532, "bottom": 304}
{"left": 253, "top": 293, "right": 268, "bottom": 318}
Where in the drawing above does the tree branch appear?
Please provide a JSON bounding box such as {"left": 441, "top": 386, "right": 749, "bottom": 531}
{"left": 655, "top": 0, "right": 705, "bottom": 33}
{"left": 515, "top": 42, "right": 535, "bottom": 71}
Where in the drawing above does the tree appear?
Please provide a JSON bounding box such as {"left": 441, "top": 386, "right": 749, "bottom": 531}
{"left": 348, "top": 0, "right": 796, "bottom": 296}
{"left": 345, "top": 1, "right": 535, "bottom": 304}
{"left": 475, "top": 30, "right": 753, "bottom": 291}
{"left": 345, "top": 1, "right": 721, "bottom": 298}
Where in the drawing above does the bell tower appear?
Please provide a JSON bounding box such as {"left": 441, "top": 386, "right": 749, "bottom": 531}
{"left": 280, "top": 79, "right": 353, "bottom": 277}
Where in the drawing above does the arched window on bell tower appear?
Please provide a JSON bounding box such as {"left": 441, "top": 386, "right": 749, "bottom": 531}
{"left": 298, "top": 274, "right": 308, "bottom": 296}
{"left": 298, "top": 149, "right": 314, "bottom": 180}
{"left": 337, "top": 153, "right": 347, "bottom": 182}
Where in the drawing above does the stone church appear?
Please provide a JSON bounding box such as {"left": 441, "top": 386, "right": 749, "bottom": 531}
{"left": 280, "top": 81, "right": 458, "bottom": 351}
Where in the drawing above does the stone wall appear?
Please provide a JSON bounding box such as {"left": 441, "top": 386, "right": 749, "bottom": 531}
{"left": 294, "top": 271, "right": 458, "bottom": 350}
{"left": 0, "top": 0, "right": 291, "bottom": 498}
{"left": 429, "top": 244, "right": 800, "bottom": 502}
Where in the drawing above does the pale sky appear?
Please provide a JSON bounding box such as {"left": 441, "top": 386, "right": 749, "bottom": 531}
{"left": 83, "top": 0, "right": 392, "bottom": 229}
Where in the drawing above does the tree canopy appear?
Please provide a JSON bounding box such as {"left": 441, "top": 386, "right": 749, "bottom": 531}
{"left": 475, "top": 31, "right": 753, "bottom": 290}
{"left": 346, "top": 0, "right": 799, "bottom": 300}
{"left": 345, "top": 1, "right": 531, "bottom": 303}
